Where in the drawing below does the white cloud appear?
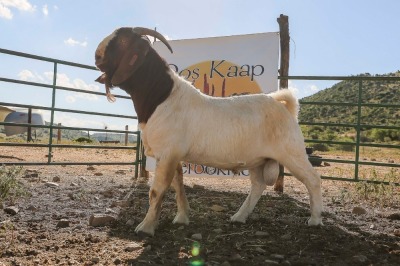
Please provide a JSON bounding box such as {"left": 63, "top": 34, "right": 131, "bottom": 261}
{"left": 0, "top": 3, "right": 12, "bottom": 19}
{"left": 18, "top": 69, "right": 34, "bottom": 80}
{"left": 19, "top": 69, "right": 100, "bottom": 102}
{"left": 42, "top": 4, "right": 48, "bottom": 16}
{"left": 309, "top": 84, "right": 319, "bottom": 92}
{"left": 0, "top": 0, "right": 35, "bottom": 19}
{"left": 64, "top": 37, "right": 88, "bottom": 47}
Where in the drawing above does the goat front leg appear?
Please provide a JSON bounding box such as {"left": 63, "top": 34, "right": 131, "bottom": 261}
{"left": 171, "top": 162, "right": 190, "bottom": 225}
{"left": 135, "top": 157, "right": 178, "bottom": 236}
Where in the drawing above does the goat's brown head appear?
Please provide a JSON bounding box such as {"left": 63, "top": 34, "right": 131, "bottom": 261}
{"left": 95, "top": 27, "right": 172, "bottom": 101}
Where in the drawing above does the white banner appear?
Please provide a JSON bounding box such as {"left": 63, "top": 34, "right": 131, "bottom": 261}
{"left": 146, "top": 32, "right": 280, "bottom": 177}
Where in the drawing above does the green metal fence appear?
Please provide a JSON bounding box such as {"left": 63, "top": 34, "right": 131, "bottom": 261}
{"left": 0, "top": 48, "right": 399, "bottom": 184}
{"left": 280, "top": 76, "right": 400, "bottom": 185}
{"left": 0, "top": 48, "right": 144, "bottom": 178}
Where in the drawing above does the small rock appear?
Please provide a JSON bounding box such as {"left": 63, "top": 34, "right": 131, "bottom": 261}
{"left": 114, "top": 258, "right": 122, "bottom": 265}
{"left": 52, "top": 176, "right": 61, "bottom": 182}
{"left": 191, "top": 233, "right": 202, "bottom": 240}
{"left": 57, "top": 219, "right": 70, "bottom": 228}
{"left": 89, "top": 214, "right": 116, "bottom": 227}
{"left": 323, "top": 162, "right": 330, "bottom": 166}
{"left": 70, "top": 182, "right": 78, "bottom": 187}
{"left": 387, "top": 213, "right": 400, "bottom": 220}
{"left": 192, "top": 184, "right": 205, "bottom": 190}
{"left": 45, "top": 182, "right": 59, "bottom": 188}
{"left": 221, "top": 261, "right": 231, "bottom": 266}
{"left": 26, "top": 205, "right": 38, "bottom": 211}
{"left": 125, "top": 242, "right": 141, "bottom": 252}
{"left": 281, "top": 233, "right": 291, "bottom": 240}
{"left": 94, "top": 172, "right": 103, "bottom": 176}
{"left": 264, "top": 259, "right": 279, "bottom": 265}
{"left": 87, "top": 166, "right": 96, "bottom": 171}
{"left": 111, "top": 200, "right": 129, "bottom": 208}
{"left": 271, "top": 254, "right": 285, "bottom": 260}
{"left": 91, "top": 257, "right": 100, "bottom": 263}
{"left": 352, "top": 255, "right": 368, "bottom": 263}
{"left": 210, "top": 204, "right": 225, "bottom": 212}
{"left": 370, "top": 224, "right": 375, "bottom": 229}
{"left": 352, "top": 206, "right": 367, "bottom": 215}
{"left": 228, "top": 253, "right": 242, "bottom": 261}
{"left": 4, "top": 206, "right": 19, "bottom": 215}
{"left": 255, "top": 231, "right": 269, "bottom": 237}
{"left": 115, "top": 170, "right": 126, "bottom": 175}
{"left": 177, "top": 226, "right": 184, "bottom": 230}
{"left": 126, "top": 219, "right": 135, "bottom": 226}
{"left": 388, "top": 159, "right": 395, "bottom": 163}
{"left": 101, "top": 189, "right": 114, "bottom": 198}
{"left": 213, "top": 228, "right": 223, "bottom": 234}
{"left": 255, "top": 247, "right": 266, "bottom": 253}
{"left": 394, "top": 229, "right": 400, "bottom": 237}
{"left": 144, "top": 245, "right": 152, "bottom": 251}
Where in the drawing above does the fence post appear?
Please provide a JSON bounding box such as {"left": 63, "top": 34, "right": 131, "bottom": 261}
{"left": 125, "top": 125, "right": 129, "bottom": 146}
{"left": 27, "top": 108, "right": 32, "bottom": 142}
{"left": 57, "top": 123, "right": 61, "bottom": 144}
{"left": 274, "top": 14, "right": 290, "bottom": 193}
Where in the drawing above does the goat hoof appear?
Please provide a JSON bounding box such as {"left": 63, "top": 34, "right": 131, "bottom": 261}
{"left": 135, "top": 221, "right": 155, "bottom": 236}
{"left": 230, "top": 214, "right": 246, "bottom": 224}
{"left": 307, "top": 217, "right": 323, "bottom": 226}
{"left": 173, "top": 213, "right": 189, "bottom": 225}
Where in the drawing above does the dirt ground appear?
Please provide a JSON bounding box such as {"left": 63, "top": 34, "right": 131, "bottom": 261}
{"left": 0, "top": 146, "right": 399, "bottom": 265}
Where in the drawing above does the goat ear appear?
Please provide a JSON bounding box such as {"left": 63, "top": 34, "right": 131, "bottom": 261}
{"left": 111, "top": 38, "right": 150, "bottom": 85}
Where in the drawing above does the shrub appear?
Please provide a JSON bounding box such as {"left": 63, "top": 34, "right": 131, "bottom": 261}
{"left": 0, "top": 166, "right": 27, "bottom": 204}
{"left": 74, "top": 137, "right": 93, "bottom": 143}
{"left": 311, "top": 143, "right": 329, "bottom": 152}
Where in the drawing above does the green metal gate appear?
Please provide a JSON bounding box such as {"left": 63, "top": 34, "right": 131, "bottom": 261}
{"left": 0, "top": 48, "right": 399, "bottom": 184}
{"left": 0, "top": 48, "right": 144, "bottom": 178}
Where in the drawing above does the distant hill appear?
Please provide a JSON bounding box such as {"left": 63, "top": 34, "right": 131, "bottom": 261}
{"left": 299, "top": 72, "right": 400, "bottom": 148}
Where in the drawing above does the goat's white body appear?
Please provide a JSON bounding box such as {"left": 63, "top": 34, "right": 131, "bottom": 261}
{"left": 141, "top": 71, "right": 300, "bottom": 169}
{"left": 136, "top": 70, "right": 323, "bottom": 235}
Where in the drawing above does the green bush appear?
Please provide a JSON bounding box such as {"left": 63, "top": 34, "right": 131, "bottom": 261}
{"left": 311, "top": 143, "right": 329, "bottom": 152}
{"left": 74, "top": 137, "right": 93, "bottom": 143}
{"left": 0, "top": 166, "right": 27, "bottom": 204}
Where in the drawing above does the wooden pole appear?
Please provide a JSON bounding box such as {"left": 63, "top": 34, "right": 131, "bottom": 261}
{"left": 125, "top": 125, "right": 129, "bottom": 146}
{"left": 274, "top": 14, "right": 290, "bottom": 193}
{"left": 27, "top": 108, "right": 32, "bottom": 142}
{"left": 57, "top": 123, "right": 61, "bottom": 144}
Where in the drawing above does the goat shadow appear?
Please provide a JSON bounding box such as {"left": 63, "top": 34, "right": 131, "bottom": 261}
{"left": 108, "top": 182, "right": 400, "bottom": 265}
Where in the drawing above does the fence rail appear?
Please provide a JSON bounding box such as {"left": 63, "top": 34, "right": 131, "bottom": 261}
{"left": 280, "top": 76, "right": 400, "bottom": 185}
{"left": 0, "top": 48, "right": 143, "bottom": 178}
{"left": 0, "top": 48, "right": 399, "bottom": 183}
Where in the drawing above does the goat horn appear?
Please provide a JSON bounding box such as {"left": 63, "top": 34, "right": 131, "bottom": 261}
{"left": 132, "top": 27, "right": 173, "bottom": 54}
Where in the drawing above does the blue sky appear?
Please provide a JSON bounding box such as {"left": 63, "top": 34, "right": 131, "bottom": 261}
{"left": 1, "top": 0, "right": 400, "bottom": 131}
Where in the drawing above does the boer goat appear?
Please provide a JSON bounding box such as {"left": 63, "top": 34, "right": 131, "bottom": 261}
{"left": 95, "top": 27, "right": 323, "bottom": 236}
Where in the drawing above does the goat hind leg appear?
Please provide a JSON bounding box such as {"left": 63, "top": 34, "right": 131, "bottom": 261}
{"left": 171, "top": 162, "right": 190, "bottom": 225}
{"left": 281, "top": 154, "right": 323, "bottom": 226}
{"left": 231, "top": 166, "right": 265, "bottom": 223}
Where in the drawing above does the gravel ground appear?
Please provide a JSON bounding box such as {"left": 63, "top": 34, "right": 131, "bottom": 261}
{"left": 0, "top": 146, "right": 399, "bottom": 265}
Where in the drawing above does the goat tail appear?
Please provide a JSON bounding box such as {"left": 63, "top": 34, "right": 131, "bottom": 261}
{"left": 269, "top": 89, "right": 299, "bottom": 121}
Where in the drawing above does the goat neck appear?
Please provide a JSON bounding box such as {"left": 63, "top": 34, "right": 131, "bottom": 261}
{"left": 119, "top": 48, "right": 174, "bottom": 124}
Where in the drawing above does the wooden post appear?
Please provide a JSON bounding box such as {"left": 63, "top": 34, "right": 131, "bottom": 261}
{"left": 27, "top": 108, "right": 32, "bottom": 142}
{"left": 57, "top": 123, "right": 61, "bottom": 144}
{"left": 274, "top": 14, "right": 290, "bottom": 193}
{"left": 125, "top": 125, "right": 129, "bottom": 146}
